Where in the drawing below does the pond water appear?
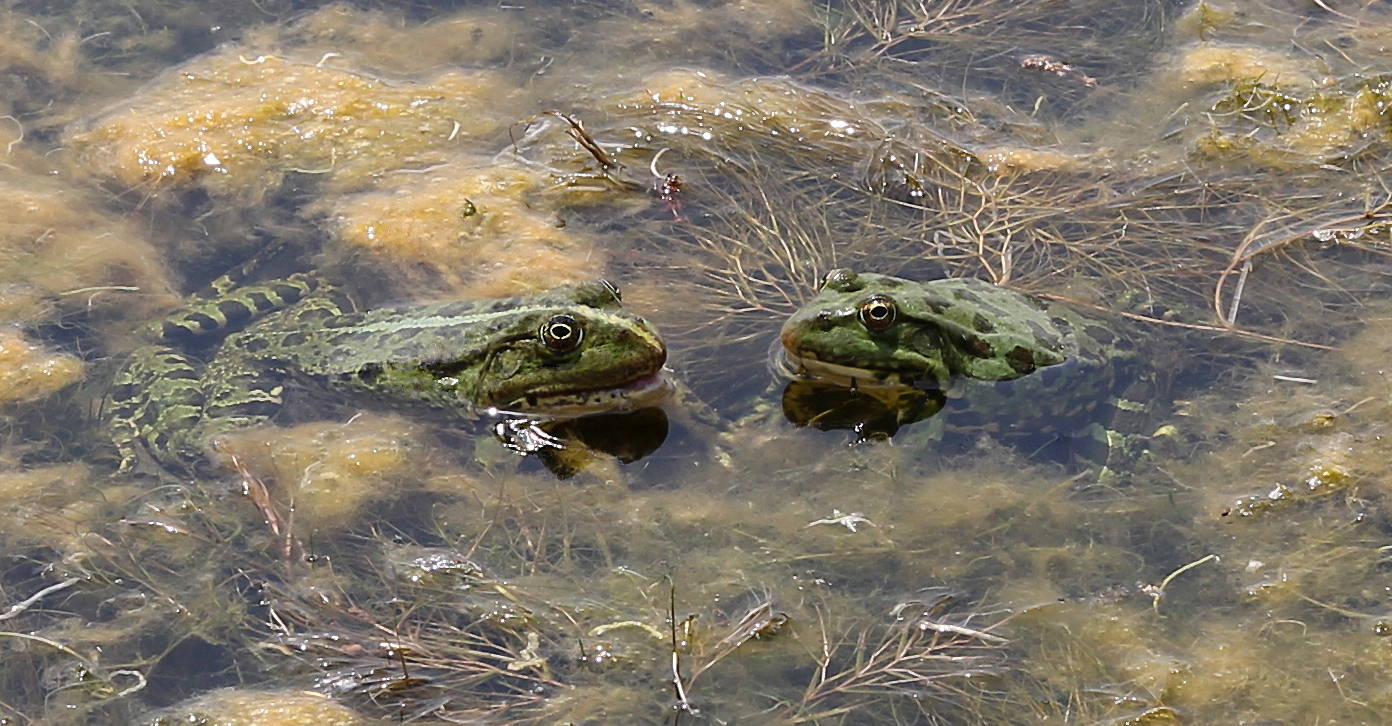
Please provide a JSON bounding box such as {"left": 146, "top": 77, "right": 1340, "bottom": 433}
{"left": 3, "top": 0, "right": 1392, "bottom": 724}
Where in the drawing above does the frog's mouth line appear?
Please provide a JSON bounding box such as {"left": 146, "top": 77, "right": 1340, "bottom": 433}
{"left": 494, "top": 372, "right": 672, "bottom": 417}
{"left": 779, "top": 349, "right": 912, "bottom": 389}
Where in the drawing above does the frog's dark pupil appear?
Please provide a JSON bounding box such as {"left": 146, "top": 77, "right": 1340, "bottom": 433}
{"left": 541, "top": 315, "right": 583, "bottom": 351}
{"left": 859, "top": 296, "right": 896, "bottom": 331}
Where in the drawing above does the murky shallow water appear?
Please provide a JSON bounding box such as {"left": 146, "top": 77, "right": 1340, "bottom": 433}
{"left": 4, "top": 0, "right": 1392, "bottom": 723}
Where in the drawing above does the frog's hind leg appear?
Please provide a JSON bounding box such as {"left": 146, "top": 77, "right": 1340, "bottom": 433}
{"left": 1070, "top": 372, "right": 1159, "bottom": 486}
{"left": 105, "top": 346, "right": 206, "bottom": 472}
{"left": 147, "top": 274, "right": 323, "bottom": 344}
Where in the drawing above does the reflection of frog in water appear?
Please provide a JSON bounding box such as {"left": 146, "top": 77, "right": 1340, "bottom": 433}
{"left": 104, "top": 273, "right": 671, "bottom": 474}
{"left": 779, "top": 380, "right": 944, "bottom": 440}
{"left": 776, "top": 269, "right": 1156, "bottom": 476}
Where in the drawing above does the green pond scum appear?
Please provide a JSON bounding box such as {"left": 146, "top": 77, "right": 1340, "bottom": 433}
{"left": 7, "top": 0, "right": 1392, "bottom": 724}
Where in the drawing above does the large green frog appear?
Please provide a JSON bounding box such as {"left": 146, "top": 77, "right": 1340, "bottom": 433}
{"left": 777, "top": 269, "right": 1152, "bottom": 472}
{"left": 105, "top": 275, "right": 669, "bottom": 473}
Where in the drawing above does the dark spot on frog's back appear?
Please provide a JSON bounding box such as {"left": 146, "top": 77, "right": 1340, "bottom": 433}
{"left": 356, "top": 362, "right": 382, "bottom": 383}
{"left": 293, "top": 306, "right": 336, "bottom": 325}
{"left": 964, "top": 337, "right": 994, "bottom": 358}
{"left": 184, "top": 312, "right": 220, "bottom": 333}
{"left": 972, "top": 313, "right": 995, "bottom": 333}
{"left": 215, "top": 300, "right": 254, "bottom": 328}
{"left": 279, "top": 331, "right": 308, "bottom": 347}
{"left": 246, "top": 290, "right": 274, "bottom": 311}
{"left": 1007, "top": 345, "right": 1036, "bottom": 374}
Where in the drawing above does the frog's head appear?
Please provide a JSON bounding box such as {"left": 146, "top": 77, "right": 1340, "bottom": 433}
{"left": 458, "top": 280, "right": 670, "bottom": 416}
{"left": 778, "top": 269, "right": 1067, "bottom": 389}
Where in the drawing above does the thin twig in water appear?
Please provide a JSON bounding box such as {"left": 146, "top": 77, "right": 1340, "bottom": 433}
{"left": 667, "top": 577, "right": 696, "bottom": 720}
{"left": 2, "top": 116, "right": 23, "bottom": 154}
{"left": 1225, "top": 261, "right": 1251, "bottom": 325}
{"left": 1150, "top": 554, "right": 1219, "bottom": 615}
{"left": 0, "top": 578, "right": 79, "bottom": 622}
{"left": 544, "top": 110, "right": 620, "bottom": 170}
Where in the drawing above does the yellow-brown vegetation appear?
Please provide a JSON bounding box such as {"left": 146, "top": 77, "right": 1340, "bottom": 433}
{"left": 69, "top": 47, "right": 517, "bottom": 198}
{"left": 247, "top": 4, "right": 527, "bottom": 76}
{"left": 321, "top": 158, "right": 605, "bottom": 297}
{"left": 217, "top": 414, "right": 419, "bottom": 532}
{"left": 0, "top": 328, "right": 83, "bottom": 404}
{"left": 152, "top": 689, "right": 366, "bottom": 726}
{"left": 0, "top": 173, "right": 176, "bottom": 331}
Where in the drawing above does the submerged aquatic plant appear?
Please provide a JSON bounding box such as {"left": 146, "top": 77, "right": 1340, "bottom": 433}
{"left": 775, "top": 598, "right": 1008, "bottom": 724}
{"left": 801, "top": 0, "right": 1174, "bottom": 119}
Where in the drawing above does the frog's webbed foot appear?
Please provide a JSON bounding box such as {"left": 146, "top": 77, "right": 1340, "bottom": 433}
{"left": 491, "top": 416, "right": 604, "bottom": 481}
{"left": 493, "top": 417, "right": 567, "bottom": 454}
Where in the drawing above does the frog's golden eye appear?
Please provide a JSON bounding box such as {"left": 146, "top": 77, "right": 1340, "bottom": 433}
{"left": 540, "top": 314, "right": 584, "bottom": 352}
{"left": 858, "top": 295, "right": 897, "bottom": 331}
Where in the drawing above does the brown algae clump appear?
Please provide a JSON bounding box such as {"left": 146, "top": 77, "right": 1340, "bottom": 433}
{"left": 69, "top": 47, "right": 516, "bottom": 197}
{"left": 581, "top": 0, "right": 813, "bottom": 62}
{"left": 1196, "top": 76, "right": 1392, "bottom": 166}
{"left": 146, "top": 688, "right": 366, "bottom": 726}
{"left": 1173, "top": 43, "right": 1317, "bottom": 89}
{"left": 215, "top": 414, "right": 418, "bottom": 532}
{"left": 0, "top": 174, "right": 176, "bottom": 330}
{"left": 977, "top": 145, "right": 1088, "bottom": 174}
{"left": 0, "top": 328, "right": 83, "bottom": 403}
{"left": 252, "top": 4, "right": 528, "bottom": 76}
{"left": 321, "top": 158, "right": 605, "bottom": 297}
{"left": 617, "top": 68, "right": 880, "bottom": 157}
{"left": 0, "top": 463, "right": 124, "bottom": 552}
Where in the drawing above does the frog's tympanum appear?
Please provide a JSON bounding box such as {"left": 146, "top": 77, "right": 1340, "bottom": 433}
{"left": 778, "top": 269, "right": 1151, "bottom": 471}
{"left": 105, "top": 275, "right": 669, "bottom": 473}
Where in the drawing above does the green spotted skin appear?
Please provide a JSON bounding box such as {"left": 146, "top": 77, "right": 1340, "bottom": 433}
{"left": 778, "top": 269, "right": 1154, "bottom": 474}
{"left": 106, "top": 276, "right": 668, "bottom": 473}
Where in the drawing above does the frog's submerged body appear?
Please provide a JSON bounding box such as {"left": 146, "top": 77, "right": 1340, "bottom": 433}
{"left": 105, "top": 275, "right": 669, "bottom": 472}
{"left": 777, "top": 269, "right": 1153, "bottom": 471}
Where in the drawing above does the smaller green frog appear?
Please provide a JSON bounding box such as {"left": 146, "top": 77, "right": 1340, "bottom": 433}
{"left": 105, "top": 275, "right": 670, "bottom": 473}
{"left": 776, "top": 269, "right": 1154, "bottom": 475}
